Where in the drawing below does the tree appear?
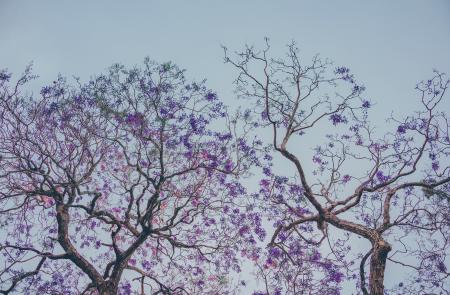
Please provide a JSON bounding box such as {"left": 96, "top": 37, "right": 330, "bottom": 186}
{"left": 225, "top": 39, "right": 450, "bottom": 295}
{"left": 1, "top": 44, "right": 449, "bottom": 295}
{"left": 0, "top": 61, "right": 259, "bottom": 294}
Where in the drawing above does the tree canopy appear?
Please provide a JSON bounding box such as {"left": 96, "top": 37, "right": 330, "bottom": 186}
{"left": 0, "top": 42, "right": 449, "bottom": 295}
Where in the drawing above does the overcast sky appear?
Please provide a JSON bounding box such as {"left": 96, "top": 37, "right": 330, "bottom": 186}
{"left": 1, "top": 1, "right": 450, "bottom": 115}
{"left": 1, "top": 1, "right": 450, "bottom": 293}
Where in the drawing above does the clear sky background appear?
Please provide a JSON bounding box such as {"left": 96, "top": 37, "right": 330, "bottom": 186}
{"left": 1, "top": 1, "right": 450, "bottom": 293}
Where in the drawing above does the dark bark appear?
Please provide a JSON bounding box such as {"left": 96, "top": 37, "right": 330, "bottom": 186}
{"left": 98, "top": 281, "right": 118, "bottom": 295}
{"left": 368, "top": 240, "right": 391, "bottom": 295}
{"left": 324, "top": 214, "right": 392, "bottom": 295}
{"left": 56, "top": 204, "right": 105, "bottom": 284}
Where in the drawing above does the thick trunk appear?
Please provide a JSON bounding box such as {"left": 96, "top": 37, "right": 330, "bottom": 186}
{"left": 369, "top": 240, "right": 391, "bottom": 295}
{"left": 98, "top": 282, "right": 118, "bottom": 295}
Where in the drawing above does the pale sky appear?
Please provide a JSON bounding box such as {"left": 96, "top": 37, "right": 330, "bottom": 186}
{"left": 1, "top": 1, "right": 450, "bottom": 293}
{"left": 1, "top": 1, "right": 450, "bottom": 116}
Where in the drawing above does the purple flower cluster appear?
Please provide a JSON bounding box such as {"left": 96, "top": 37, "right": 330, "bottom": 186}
{"left": 362, "top": 100, "right": 371, "bottom": 108}
{"left": 0, "top": 71, "right": 11, "bottom": 82}
{"left": 342, "top": 174, "right": 351, "bottom": 183}
{"left": 125, "top": 112, "right": 145, "bottom": 126}
{"left": 329, "top": 113, "right": 347, "bottom": 126}
{"left": 376, "top": 171, "right": 390, "bottom": 182}
{"left": 397, "top": 124, "right": 407, "bottom": 134}
{"left": 205, "top": 91, "right": 217, "bottom": 101}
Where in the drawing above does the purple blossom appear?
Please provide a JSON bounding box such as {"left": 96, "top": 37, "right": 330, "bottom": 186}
{"left": 437, "top": 261, "right": 447, "bottom": 272}
{"left": 311, "top": 251, "right": 321, "bottom": 262}
{"left": 262, "top": 167, "right": 272, "bottom": 176}
{"left": 51, "top": 273, "right": 64, "bottom": 285}
{"left": 159, "top": 107, "right": 172, "bottom": 118}
{"left": 181, "top": 135, "right": 193, "bottom": 149}
{"left": 397, "top": 125, "right": 407, "bottom": 134}
{"left": 224, "top": 159, "right": 234, "bottom": 172}
{"left": 313, "top": 155, "right": 322, "bottom": 164}
{"left": 263, "top": 154, "right": 273, "bottom": 161}
{"left": 289, "top": 184, "right": 304, "bottom": 195}
{"left": 376, "top": 171, "right": 389, "bottom": 182}
{"left": 335, "top": 66, "right": 355, "bottom": 83}
{"left": 119, "top": 282, "right": 132, "bottom": 295}
{"left": 205, "top": 92, "right": 217, "bottom": 101}
{"left": 268, "top": 247, "right": 282, "bottom": 259}
{"left": 254, "top": 226, "right": 266, "bottom": 240}
{"left": 342, "top": 174, "right": 351, "bottom": 183}
{"left": 260, "top": 179, "right": 271, "bottom": 193}
{"left": 239, "top": 226, "right": 250, "bottom": 236}
{"left": 142, "top": 260, "right": 151, "bottom": 271}
{"left": 125, "top": 112, "right": 144, "bottom": 126}
{"left": 40, "top": 86, "right": 52, "bottom": 96}
{"left": 432, "top": 161, "right": 439, "bottom": 171}
{"left": 352, "top": 84, "right": 365, "bottom": 94}
{"left": 261, "top": 110, "right": 269, "bottom": 120}
{"left": 217, "top": 132, "right": 232, "bottom": 141}
{"left": 196, "top": 279, "right": 205, "bottom": 287}
{"left": 328, "top": 270, "right": 344, "bottom": 283}
{"left": 329, "top": 113, "right": 347, "bottom": 125}
{"left": 0, "top": 71, "right": 11, "bottom": 81}
{"left": 335, "top": 67, "right": 350, "bottom": 75}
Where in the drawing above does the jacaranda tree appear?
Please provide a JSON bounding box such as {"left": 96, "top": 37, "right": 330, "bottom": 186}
{"left": 225, "top": 39, "right": 450, "bottom": 295}
{"left": 0, "top": 61, "right": 260, "bottom": 294}
{"left": 1, "top": 44, "right": 449, "bottom": 295}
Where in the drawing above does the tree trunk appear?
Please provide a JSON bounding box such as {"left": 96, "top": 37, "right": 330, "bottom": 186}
{"left": 369, "top": 239, "right": 391, "bottom": 295}
{"left": 98, "top": 281, "right": 118, "bottom": 295}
